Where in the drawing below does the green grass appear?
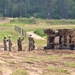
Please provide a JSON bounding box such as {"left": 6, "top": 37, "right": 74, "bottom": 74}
{"left": 42, "top": 74, "right": 47, "bottom": 75}
{"left": 23, "top": 55, "right": 59, "bottom": 62}
{"left": 34, "top": 29, "right": 46, "bottom": 37}
{"left": 62, "top": 54, "right": 75, "bottom": 58}
{"left": 10, "top": 18, "right": 37, "bottom": 24}
{"left": 0, "top": 26, "right": 27, "bottom": 42}
{"left": 0, "top": 29, "right": 22, "bottom": 42}
{"left": 0, "top": 18, "right": 75, "bottom": 43}
{"left": 11, "top": 69, "right": 28, "bottom": 75}
{"left": 64, "top": 62, "right": 75, "bottom": 68}
{"left": 0, "top": 23, "right": 13, "bottom": 27}
{"left": 44, "top": 66, "right": 69, "bottom": 74}
{"left": 44, "top": 19, "right": 75, "bottom": 25}
{"left": 10, "top": 18, "right": 75, "bottom": 25}
{"left": 0, "top": 18, "right": 75, "bottom": 75}
{"left": 35, "top": 39, "right": 46, "bottom": 46}
{"left": 9, "top": 18, "right": 75, "bottom": 30}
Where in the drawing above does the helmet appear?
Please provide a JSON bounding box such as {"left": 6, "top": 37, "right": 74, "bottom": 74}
{"left": 9, "top": 35, "right": 11, "bottom": 37}
{"left": 19, "top": 36, "right": 21, "bottom": 38}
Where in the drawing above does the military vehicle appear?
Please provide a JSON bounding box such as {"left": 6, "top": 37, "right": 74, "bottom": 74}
{"left": 44, "top": 29, "right": 75, "bottom": 50}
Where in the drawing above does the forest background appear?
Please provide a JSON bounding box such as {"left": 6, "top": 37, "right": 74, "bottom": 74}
{"left": 0, "top": 0, "right": 75, "bottom": 19}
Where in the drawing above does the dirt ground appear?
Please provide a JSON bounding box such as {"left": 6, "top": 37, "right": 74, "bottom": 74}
{"left": 0, "top": 46, "right": 75, "bottom": 75}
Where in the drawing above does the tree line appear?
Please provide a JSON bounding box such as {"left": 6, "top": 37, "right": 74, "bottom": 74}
{"left": 0, "top": 0, "right": 75, "bottom": 19}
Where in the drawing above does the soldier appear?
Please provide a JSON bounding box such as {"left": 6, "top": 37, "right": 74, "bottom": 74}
{"left": 8, "top": 35, "right": 12, "bottom": 51}
{"left": 3, "top": 36, "right": 7, "bottom": 51}
{"left": 54, "top": 30, "right": 60, "bottom": 49}
{"left": 28, "top": 35, "right": 35, "bottom": 51}
{"left": 17, "top": 36, "right": 24, "bottom": 51}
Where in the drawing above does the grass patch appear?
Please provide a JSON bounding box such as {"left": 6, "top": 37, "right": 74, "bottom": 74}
{"left": 11, "top": 69, "right": 28, "bottom": 75}
{"left": 35, "top": 39, "right": 46, "bottom": 46}
{"left": 23, "top": 57, "right": 46, "bottom": 62}
{"left": 23, "top": 55, "right": 59, "bottom": 62}
{"left": 0, "top": 26, "right": 28, "bottom": 43}
{"left": 45, "top": 19, "right": 75, "bottom": 25}
{"left": 0, "top": 18, "right": 75, "bottom": 43}
{"left": 0, "top": 23, "right": 12, "bottom": 27}
{"left": 0, "top": 29, "right": 22, "bottom": 42}
{"left": 64, "top": 62, "right": 75, "bottom": 68}
{"left": 62, "top": 54, "right": 75, "bottom": 57}
{"left": 10, "top": 18, "right": 37, "bottom": 24}
{"left": 44, "top": 66, "right": 69, "bottom": 74}
{"left": 34, "top": 29, "right": 46, "bottom": 37}
{"left": 46, "top": 55, "right": 59, "bottom": 60}
{"left": 42, "top": 74, "right": 47, "bottom": 75}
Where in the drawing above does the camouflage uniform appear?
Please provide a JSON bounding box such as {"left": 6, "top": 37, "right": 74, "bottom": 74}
{"left": 3, "top": 37, "right": 7, "bottom": 51}
{"left": 17, "top": 37, "right": 24, "bottom": 51}
{"left": 28, "top": 35, "right": 35, "bottom": 51}
{"left": 8, "top": 37, "right": 12, "bottom": 51}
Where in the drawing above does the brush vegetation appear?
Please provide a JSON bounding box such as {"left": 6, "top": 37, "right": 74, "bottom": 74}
{"left": 0, "top": 18, "right": 75, "bottom": 43}
{"left": 11, "top": 69, "right": 28, "bottom": 75}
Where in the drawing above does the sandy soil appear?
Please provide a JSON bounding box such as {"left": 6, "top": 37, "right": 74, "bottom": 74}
{"left": 0, "top": 48, "right": 75, "bottom": 75}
